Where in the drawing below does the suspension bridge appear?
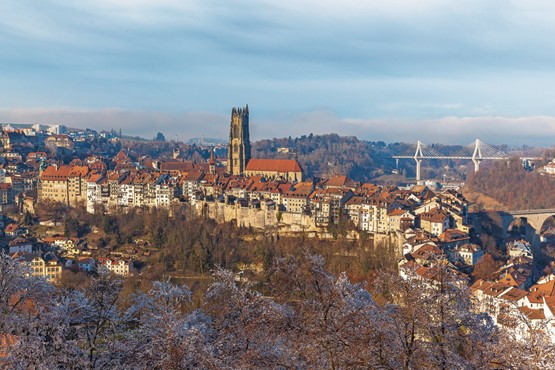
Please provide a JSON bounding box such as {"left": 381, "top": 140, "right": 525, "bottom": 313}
{"left": 392, "top": 139, "right": 541, "bottom": 181}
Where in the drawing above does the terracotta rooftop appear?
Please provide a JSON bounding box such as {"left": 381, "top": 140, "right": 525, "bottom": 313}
{"left": 412, "top": 243, "right": 443, "bottom": 260}
{"left": 518, "top": 306, "right": 545, "bottom": 320}
{"left": 500, "top": 287, "right": 528, "bottom": 302}
{"left": 388, "top": 208, "right": 407, "bottom": 216}
{"left": 344, "top": 196, "right": 366, "bottom": 206}
{"left": 544, "top": 296, "right": 555, "bottom": 316}
{"left": 245, "top": 159, "right": 302, "bottom": 173}
{"left": 4, "top": 224, "right": 20, "bottom": 233}
{"left": 40, "top": 165, "right": 73, "bottom": 181}
{"left": 438, "top": 229, "right": 470, "bottom": 242}
{"left": 470, "top": 279, "right": 493, "bottom": 293}
{"left": 420, "top": 208, "right": 449, "bottom": 223}
{"left": 323, "top": 175, "right": 356, "bottom": 188}
{"left": 529, "top": 279, "right": 555, "bottom": 297}
{"left": 114, "top": 149, "right": 130, "bottom": 163}
{"left": 160, "top": 160, "right": 195, "bottom": 172}
{"left": 183, "top": 171, "right": 205, "bottom": 182}
{"left": 69, "top": 165, "right": 89, "bottom": 177}
{"left": 87, "top": 173, "right": 103, "bottom": 183}
{"left": 482, "top": 282, "right": 512, "bottom": 298}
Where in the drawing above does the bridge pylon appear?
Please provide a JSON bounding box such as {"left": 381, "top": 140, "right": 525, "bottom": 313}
{"left": 414, "top": 140, "right": 424, "bottom": 182}
{"left": 472, "top": 139, "right": 482, "bottom": 172}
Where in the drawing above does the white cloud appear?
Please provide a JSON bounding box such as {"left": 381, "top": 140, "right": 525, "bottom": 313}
{"left": 1, "top": 108, "right": 553, "bottom": 147}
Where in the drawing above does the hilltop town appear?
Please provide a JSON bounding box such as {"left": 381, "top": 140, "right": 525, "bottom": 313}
{"left": 1, "top": 106, "right": 555, "bottom": 363}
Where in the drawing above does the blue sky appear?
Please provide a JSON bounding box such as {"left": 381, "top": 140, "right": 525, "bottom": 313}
{"left": 1, "top": 0, "right": 555, "bottom": 145}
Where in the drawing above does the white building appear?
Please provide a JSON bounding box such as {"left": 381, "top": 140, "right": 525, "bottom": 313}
{"left": 450, "top": 244, "right": 484, "bottom": 266}
{"left": 507, "top": 240, "right": 533, "bottom": 258}
{"left": 47, "top": 124, "right": 67, "bottom": 135}
{"left": 97, "top": 258, "right": 133, "bottom": 277}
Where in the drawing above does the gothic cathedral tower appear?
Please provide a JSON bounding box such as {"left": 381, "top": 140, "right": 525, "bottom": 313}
{"left": 227, "top": 105, "right": 251, "bottom": 175}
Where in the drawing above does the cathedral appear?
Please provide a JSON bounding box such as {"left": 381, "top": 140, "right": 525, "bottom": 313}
{"left": 227, "top": 105, "right": 251, "bottom": 176}
{"left": 227, "top": 105, "right": 303, "bottom": 181}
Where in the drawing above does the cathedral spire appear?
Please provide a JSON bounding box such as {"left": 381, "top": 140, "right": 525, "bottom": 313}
{"left": 209, "top": 147, "right": 216, "bottom": 174}
{"left": 227, "top": 105, "right": 251, "bottom": 175}
{"left": 209, "top": 147, "right": 216, "bottom": 165}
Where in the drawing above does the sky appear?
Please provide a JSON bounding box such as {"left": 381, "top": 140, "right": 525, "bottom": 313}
{"left": 1, "top": 0, "right": 555, "bottom": 145}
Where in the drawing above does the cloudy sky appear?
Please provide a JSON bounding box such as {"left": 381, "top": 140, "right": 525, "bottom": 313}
{"left": 1, "top": 0, "right": 555, "bottom": 145}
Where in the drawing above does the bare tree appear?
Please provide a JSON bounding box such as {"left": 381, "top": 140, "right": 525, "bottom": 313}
{"left": 126, "top": 280, "right": 216, "bottom": 369}
{"left": 204, "top": 268, "right": 297, "bottom": 369}
{"left": 271, "top": 252, "right": 390, "bottom": 369}
{"left": 390, "top": 262, "right": 497, "bottom": 369}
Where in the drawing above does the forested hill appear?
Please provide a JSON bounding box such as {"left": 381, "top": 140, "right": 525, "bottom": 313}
{"left": 465, "top": 158, "right": 555, "bottom": 210}
{"left": 252, "top": 134, "right": 392, "bottom": 181}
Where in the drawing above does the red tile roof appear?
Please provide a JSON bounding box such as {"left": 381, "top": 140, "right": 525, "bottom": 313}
{"left": 500, "top": 287, "right": 528, "bottom": 302}
{"left": 544, "top": 296, "right": 555, "bottom": 316}
{"left": 518, "top": 306, "right": 545, "bottom": 320}
{"left": 160, "top": 161, "right": 195, "bottom": 172}
{"left": 40, "top": 165, "right": 72, "bottom": 181}
{"left": 183, "top": 171, "right": 205, "bottom": 182}
{"left": 114, "top": 149, "right": 129, "bottom": 163}
{"left": 87, "top": 173, "right": 103, "bottom": 183}
{"left": 438, "top": 229, "right": 470, "bottom": 242}
{"left": 245, "top": 159, "right": 302, "bottom": 173}
{"left": 388, "top": 208, "right": 407, "bottom": 216}
{"left": 4, "top": 223, "right": 19, "bottom": 233}
{"left": 420, "top": 208, "right": 449, "bottom": 223}
{"left": 412, "top": 243, "right": 443, "bottom": 260}
{"left": 529, "top": 279, "right": 555, "bottom": 297}
{"left": 69, "top": 165, "right": 89, "bottom": 177}
{"left": 323, "top": 175, "right": 357, "bottom": 188}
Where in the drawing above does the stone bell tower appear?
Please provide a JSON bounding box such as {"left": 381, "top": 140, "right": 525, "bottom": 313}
{"left": 227, "top": 105, "right": 251, "bottom": 175}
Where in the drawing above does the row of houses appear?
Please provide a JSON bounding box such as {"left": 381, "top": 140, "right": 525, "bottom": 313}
{"left": 0, "top": 124, "right": 123, "bottom": 209}
{"left": 399, "top": 248, "right": 555, "bottom": 342}
{"left": 66, "top": 256, "right": 134, "bottom": 277}
{"left": 200, "top": 179, "right": 470, "bottom": 235}
{"left": 471, "top": 275, "right": 555, "bottom": 341}
{"left": 9, "top": 250, "right": 134, "bottom": 280}
{"left": 2, "top": 221, "right": 136, "bottom": 281}
{"left": 399, "top": 227, "right": 555, "bottom": 342}
{"left": 11, "top": 252, "right": 63, "bottom": 282}
{"left": 37, "top": 165, "right": 182, "bottom": 212}
{"left": 37, "top": 161, "right": 472, "bottom": 235}
{"left": 399, "top": 228, "right": 485, "bottom": 275}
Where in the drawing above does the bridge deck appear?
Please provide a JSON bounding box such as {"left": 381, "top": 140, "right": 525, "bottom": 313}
{"left": 507, "top": 209, "right": 555, "bottom": 216}
{"left": 472, "top": 209, "right": 555, "bottom": 215}
{"left": 392, "top": 155, "right": 509, "bottom": 160}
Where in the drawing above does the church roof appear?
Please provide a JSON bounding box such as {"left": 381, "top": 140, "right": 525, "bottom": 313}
{"left": 245, "top": 159, "right": 302, "bottom": 173}
{"left": 114, "top": 149, "right": 129, "bottom": 163}
{"left": 159, "top": 160, "right": 195, "bottom": 172}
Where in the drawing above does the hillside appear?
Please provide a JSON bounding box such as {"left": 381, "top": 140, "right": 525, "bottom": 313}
{"left": 465, "top": 158, "right": 555, "bottom": 210}
{"left": 462, "top": 188, "right": 508, "bottom": 212}
{"left": 251, "top": 134, "right": 391, "bottom": 181}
